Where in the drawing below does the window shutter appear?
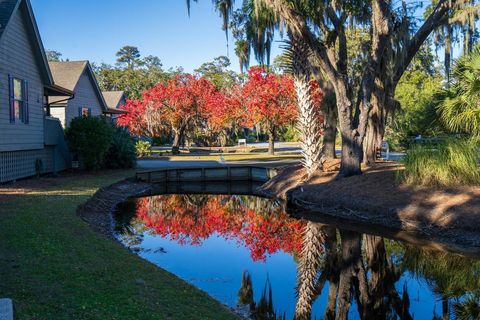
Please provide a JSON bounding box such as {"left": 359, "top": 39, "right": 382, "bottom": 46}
{"left": 23, "top": 80, "right": 29, "bottom": 124}
{"left": 78, "top": 107, "right": 82, "bottom": 117}
{"left": 88, "top": 108, "right": 92, "bottom": 116}
{"left": 8, "top": 74, "right": 14, "bottom": 123}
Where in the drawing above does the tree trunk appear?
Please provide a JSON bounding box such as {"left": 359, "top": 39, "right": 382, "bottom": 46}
{"left": 268, "top": 129, "right": 275, "bottom": 155}
{"left": 172, "top": 126, "right": 185, "bottom": 155}
{"left": 445, "top": 24, "right": 452, "bottom": 84}
{"left": 322, "top": 102, "right": 337, "bottom": 159}
{"left": 339, "top": 133, "right": 363, "bottom": 177}
{"left": 255, "top": 123, "right": 261, "bottom": 142}
{"left": 310, "top": 55, "right": 338, "bottom": 160}
{"left": 363, "top": 115, "right": 379, "bottom": 165}
{"left": 291, "top": 37, "right": 324, "bottom": 177}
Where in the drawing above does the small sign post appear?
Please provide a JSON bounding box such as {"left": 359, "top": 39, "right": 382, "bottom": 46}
{"left": 0, "top": 298, "right": 13, "bottom": 320}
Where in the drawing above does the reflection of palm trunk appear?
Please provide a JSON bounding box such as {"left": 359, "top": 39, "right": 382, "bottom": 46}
{"left": 294, "top": 222, "right": 324, "bottom": 320}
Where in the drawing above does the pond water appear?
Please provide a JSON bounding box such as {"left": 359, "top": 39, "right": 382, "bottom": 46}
{"left": 114, "top": 187, "right": 480, "bottom": 320}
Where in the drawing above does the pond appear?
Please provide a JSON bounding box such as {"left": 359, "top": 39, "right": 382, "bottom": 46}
{"left": 114, "top": 184, "right": 480, "bottom": 320}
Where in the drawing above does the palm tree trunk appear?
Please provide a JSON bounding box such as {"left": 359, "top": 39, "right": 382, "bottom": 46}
{"left": 291, "top": 37, "right": 324, "bottom": 177}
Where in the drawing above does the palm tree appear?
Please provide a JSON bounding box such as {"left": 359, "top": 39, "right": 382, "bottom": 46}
{"left": 436, "top": 45, "right": 480, "bottom": 136}
{"left": 454, "top": 294, "right": 480, "bottom": 320}
{"left": 283, "top": 39, "right": 324, "bottom": 177}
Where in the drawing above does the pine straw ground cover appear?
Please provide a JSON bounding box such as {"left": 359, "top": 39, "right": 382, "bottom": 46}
{"left": 262, "top": 162, "right": 480, "bottom": 255}
{"left": 0, "top": 170, "right": 237, "bottom": 320}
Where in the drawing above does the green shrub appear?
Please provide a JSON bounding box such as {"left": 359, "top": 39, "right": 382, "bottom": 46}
{"left": 65, "top": 116, "right": 114, "bottom": 170}
{"left": 135, "top": 140, "right": 152, "bottom": 157}
{"left": 279, "top": 124, "right": 300, "bottom": 142}
{"left": 400, "top": 138, "right": 480, "bottom": 187}
{"left": 104, "top": 126, "right": 136, "bottom": 169}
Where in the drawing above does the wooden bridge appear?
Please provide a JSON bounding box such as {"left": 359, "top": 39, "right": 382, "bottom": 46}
{"left": 136, "top": 165, "right": 277, "bottom": 183}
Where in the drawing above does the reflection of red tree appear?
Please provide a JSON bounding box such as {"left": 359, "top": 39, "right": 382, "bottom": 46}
{"left": 135, "top": 195, "right": 305, "bottom": 261}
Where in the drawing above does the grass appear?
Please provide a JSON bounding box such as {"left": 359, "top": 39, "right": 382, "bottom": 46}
{"left": 0, "top": 170, "right": 237, "bottom": 320}
{"left": 400, "top": 138, "right": 480, "bottom": 187}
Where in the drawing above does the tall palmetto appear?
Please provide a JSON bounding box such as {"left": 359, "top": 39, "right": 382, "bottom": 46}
{"left": 283, "top": 40, "right": 325, "bottom": 177}
{"left": 436, "top": 45, "right": 480, "bottom": 136}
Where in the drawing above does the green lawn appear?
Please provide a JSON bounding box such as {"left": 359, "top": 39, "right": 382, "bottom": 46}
{"left": 0, "top": 171, "right": 237, "bottom": 320}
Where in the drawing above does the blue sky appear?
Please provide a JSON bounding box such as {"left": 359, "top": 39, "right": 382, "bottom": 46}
{"left": 30, "top": 0, "right": 283, "bottom": 73}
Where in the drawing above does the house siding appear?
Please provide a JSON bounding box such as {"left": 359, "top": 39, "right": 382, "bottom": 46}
{"left": 0, "top": 5, "right": 44, "bottom": 152}
{"left": 0, "top": 145, "right": 65, "bottom": 183}
{"left": 51, "top": 68, "right": 104, "bottom": 128}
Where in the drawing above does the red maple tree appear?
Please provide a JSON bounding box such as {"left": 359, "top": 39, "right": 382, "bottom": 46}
{"left": 242, "top": 67, "right": 298, "bottom": 154}
{"left": 118, "top": 74, "right": 222, "bottom": 154}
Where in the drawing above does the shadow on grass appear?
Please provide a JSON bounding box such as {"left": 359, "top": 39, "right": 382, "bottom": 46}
{"left": 0, "top": 174, "right": 236, "bottom": 320}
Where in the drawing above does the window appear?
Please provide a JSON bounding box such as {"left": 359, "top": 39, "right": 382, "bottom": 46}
{"left": 8, "top": 75, "right": 29, "bottom": 124}
{"left": 79, "top": 107, "right": 91, "bottom": 117}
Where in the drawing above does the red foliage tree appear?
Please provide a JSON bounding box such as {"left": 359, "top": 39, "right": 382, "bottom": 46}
{"left": 242, "top": 67, "right": 298, "bottom": 154}
{"left": 118, "top": 74, "right": 223, "bottom": 154}
{"left": 205, "top": 84, "right": 246, "bottom": 146}
{"left": 117, "top": 99, "right": 148, "bottom": 136}
{"left": 135, "top": 195, "right": 306, "bottom": 261}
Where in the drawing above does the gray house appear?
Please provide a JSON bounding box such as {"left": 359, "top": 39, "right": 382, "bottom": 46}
{"left": 0, "top": 0, "right": 73, "bottom": 183}
{"left": 103, "top": 90, "right": 127, "bottom": 121}
{"left": 48, "top": 61, "right": 108, "bottom": 127}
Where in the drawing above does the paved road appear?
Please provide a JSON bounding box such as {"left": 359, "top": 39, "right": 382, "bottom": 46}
{"left": 152, "top": 142, "right": 302, "bottom": 153}
{"left": 136, "top": 159, "right": 300, "bottom": 170}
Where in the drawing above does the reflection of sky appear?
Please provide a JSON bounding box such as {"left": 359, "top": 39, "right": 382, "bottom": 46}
{"left": 135, "top": 230, "right": 444, "bottom": 320}
{"left": 113, "top": 192, "right": 478, "bottom": 320}
{"left": 395, "top": 272, "right": 439, "bottom": 319}
{"left": 139, "top": 232, "right": 302, "bottom": 318}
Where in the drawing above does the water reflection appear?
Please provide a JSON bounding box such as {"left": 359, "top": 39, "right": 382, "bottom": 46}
{"left": 114, "top": 193, "right": 480, "bottom": 320}
{"left": 129, "top": 194, "right": 304, "bottom": 261}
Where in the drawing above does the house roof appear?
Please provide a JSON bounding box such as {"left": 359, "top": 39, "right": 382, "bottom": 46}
{"left": 102, "top": 91, "right": 126, "bottom": 110}
{"left": 0, "top": 0, "right": 18, "bottom": 39}
{"left": 48, "top": 61, "right": 108, "bottom": 110}
{"left": 49, "top": 61, "right": 88, "bottom": 91}
{"left": 0, "top": 0, "right": 57, "bottom": 88}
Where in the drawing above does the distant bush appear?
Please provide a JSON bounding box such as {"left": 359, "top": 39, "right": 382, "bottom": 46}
{"left": 280, "top": 124, "right": 300, "bottom": 142}
{"left": 135, "top": 140, "right": 152, "bottom": 157}
{"left": 65, "top": 116, "right": 114, "bottom": 170}
{"left": 400, "top": 138, "right": 480, "bottom": 187}
{"left": 104, "top": 126, "right": 136, "bottom": 169}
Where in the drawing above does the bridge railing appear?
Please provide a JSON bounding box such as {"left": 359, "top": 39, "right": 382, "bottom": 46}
{"left": 136, "top": 166, "right": 277, "bottom": 183}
